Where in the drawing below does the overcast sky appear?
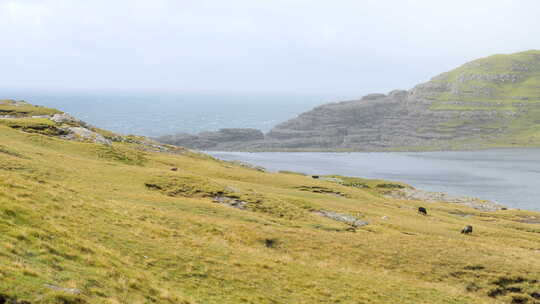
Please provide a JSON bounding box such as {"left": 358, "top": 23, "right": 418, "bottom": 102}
{"left": 1, "top": 0, "right": 539, "bottom": 95}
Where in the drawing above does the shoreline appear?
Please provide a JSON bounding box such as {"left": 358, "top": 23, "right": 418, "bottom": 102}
{"left": 202, "top": 145, "right": 540, "bottom": 154}
{"left": 209, "top": 151, "right": 540, "bottom": 212}
{"left": 384, "top": 187, "right": 507, "bottom": 212}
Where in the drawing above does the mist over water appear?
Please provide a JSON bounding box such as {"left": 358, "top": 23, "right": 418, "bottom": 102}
{"left": 209, "top": 150, "right": 540, "bottom": 211}
{"left": 0, "top": 89, "right": 345, "bottom": 137}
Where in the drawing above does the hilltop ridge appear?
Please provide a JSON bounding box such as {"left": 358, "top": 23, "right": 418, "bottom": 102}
{"left": 159, "top": 50, "right": 540, "bottom": 151}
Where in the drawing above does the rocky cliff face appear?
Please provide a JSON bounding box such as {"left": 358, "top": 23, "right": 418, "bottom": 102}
{"left": 157, "top": 128, "right": 264, "bottom": 150}
{"left": 158, "top": 50, "right": 540, "bottom": 151}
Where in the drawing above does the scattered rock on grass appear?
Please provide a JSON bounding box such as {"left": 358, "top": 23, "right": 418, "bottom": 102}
{"left": 50, "top": 113, "right": 85, "bottom": 126}
{"left": 229, "top": 160, "right": 266, "bottom": 172}
{"left": 448, "top": 210, "right": 474, "bottom": 218}
{"left": 386, "top": 188, "right": 505, "bottom": 211}
{"left": 44, "top": 284, "right": 81, "bottom": 294}
{"left": 224, "top": 186, "right": 239, "bottom": 193}
{"left": 297, "top": 186, "right": 346, "bottom": 197}
{"left": 314, "top": 210, "right": 368, "bottom": 228}
{"left": 62, "top": 127, "right": 112, "bottom": 145}
{"left": 213, "top": 196, "right": 248, "bottom": 210}
{"left": 517, "top": 216, "right": 540, "bottom": 224}
{"left": 318, "top": 177, "right": 344, "bottom": 183}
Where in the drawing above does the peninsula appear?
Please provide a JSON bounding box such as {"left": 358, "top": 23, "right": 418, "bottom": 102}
{"left": 159, "top": 50, "right": 540, "bottom": 152}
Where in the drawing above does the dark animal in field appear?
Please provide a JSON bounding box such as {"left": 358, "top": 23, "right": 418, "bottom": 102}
{"left": 312, "top": 175, "right": 320, "bottom": 179}
{"left": 264, "top": 238, "right": 277, "bottom": 248}
{"left": 418, "top": 207, "right": 427, "bottom": 215}
{"left": 461, "top": 225, "right": 473, "bottom": 234}
{"left": 171, "top": 167, "right": 178, "bottom": 171}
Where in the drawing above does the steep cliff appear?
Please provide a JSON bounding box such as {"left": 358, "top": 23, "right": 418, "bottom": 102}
{"left": 157, "top": 128, "right": 264, "bottom": 150}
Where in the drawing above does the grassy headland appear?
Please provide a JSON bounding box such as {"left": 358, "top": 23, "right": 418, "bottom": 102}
{"left": 157, "top": 50, "right": 540, "bottom": 152}
{"left": 0, "top": 101, "right": 539, "bottom": 303}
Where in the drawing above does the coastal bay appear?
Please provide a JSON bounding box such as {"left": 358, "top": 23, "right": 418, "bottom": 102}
{"left": 210, "top": 149, "right": 540, "bottom": 211}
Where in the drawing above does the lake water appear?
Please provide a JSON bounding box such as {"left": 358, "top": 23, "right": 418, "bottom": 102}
{"left": 209, "top": 150, "right": 540, "bottom": 211}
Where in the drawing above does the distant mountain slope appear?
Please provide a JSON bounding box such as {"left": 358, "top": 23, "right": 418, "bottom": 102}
{"left": 159, "top": 50, "right": 540, "bottom": 151}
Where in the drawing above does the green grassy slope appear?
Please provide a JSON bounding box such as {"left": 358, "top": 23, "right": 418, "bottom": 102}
{"left": 0, "top": 100, "right": 62, "bottom": 117}
{"left": 430, "top": 50, "right": 540, "bottom": 105}
{"left": 1, "top": 103, "right": 540, "bottom": 303}
{"left": 417, "top": 50, "right": 540, "bottom": 149}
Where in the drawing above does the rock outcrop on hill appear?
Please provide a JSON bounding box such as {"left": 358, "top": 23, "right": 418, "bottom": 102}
{"left": 158, "top": 50, "right": 540, "bottom": 151}
{"left": 0, "top": 99, "right": 183, "bottom": 154}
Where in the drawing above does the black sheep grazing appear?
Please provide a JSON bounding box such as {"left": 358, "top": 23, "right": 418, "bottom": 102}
{"left": 418, "top": 207, "right": 427, "bottom": 216}
{"left": 461, "top": 225, "right": 473, "bottom": 234}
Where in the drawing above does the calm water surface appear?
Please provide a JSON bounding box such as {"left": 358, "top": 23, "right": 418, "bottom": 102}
{"left": 209, "top": 149, "right": 540, "bottom": 211}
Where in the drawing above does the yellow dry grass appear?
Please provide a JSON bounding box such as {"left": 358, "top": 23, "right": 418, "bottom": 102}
{"left": 0, "top": 121, "right": 539, "bottom": 304}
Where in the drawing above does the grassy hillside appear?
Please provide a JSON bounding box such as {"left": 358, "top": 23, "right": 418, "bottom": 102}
{"left": 1, "top": 102, "right": 540, "bottom": 303}
{"left": 417, "top": 50, "right": 540, "bottom": 150}
{"left": 430, "top": 50, "right": 540, "bottom": 106}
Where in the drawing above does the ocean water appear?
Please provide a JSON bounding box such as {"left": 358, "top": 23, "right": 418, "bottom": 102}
{"left": 0, "top": 89, "right": 341, "bottom": 137}
{"left": 209, "top": 150, "right": 540, "bottom": 211}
